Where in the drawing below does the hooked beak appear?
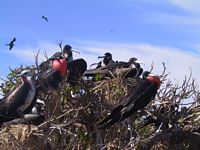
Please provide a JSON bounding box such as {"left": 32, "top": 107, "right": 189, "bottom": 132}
{"left": 148, "top": 73, "right": 156, "bottom": 77}
{"left": 135, "top": 60, "right": 145, "bottom": 65}
{"left": 15, "top": 72, "right": 23, "bottom": 77}
{"left": 98, "top": 56, "right": 105, "bottom": 59}
{"left": 71, "top": 49, "right": 80, "bottom": 54}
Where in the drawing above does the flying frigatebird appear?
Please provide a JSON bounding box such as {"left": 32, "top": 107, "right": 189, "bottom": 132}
{"left": 97, "top": 71, "right": 161, "bottom": 129}
{"left": 0, "top": 70, "right": 36, "bottom": 123}
{"left": 41, "top": 15, "right": 48, "bottom": 22}
{"left": 6, "top": 37, "right": 16, "bottom": 50}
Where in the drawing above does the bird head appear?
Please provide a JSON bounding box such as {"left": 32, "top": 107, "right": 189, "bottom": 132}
{"left": 62, "top": 45, "right": 80, "bottom": 61}
{"left": 129, "top": 57, "right": 145, "bottom": 67}
{"left": 142, "top": 71, "right": 161, "bottom": 89}
{"left": 98, "top": 52, "right": 112, "bottom": 65}
{"left": 128, "top": 57, "right": 138, "bottom": 63}
{"left": 15, "top": 70, "right": 32, "bottom": 82}
{"left": 98, "top": 52, "right": 112, "bottom": 58}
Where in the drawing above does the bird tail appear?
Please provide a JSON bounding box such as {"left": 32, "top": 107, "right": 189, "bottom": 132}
{"left": 97, "top": 105, "right": 124, "bottom": 129}
{"left": 97, "top": 117, "right": 114, "bottom": 129}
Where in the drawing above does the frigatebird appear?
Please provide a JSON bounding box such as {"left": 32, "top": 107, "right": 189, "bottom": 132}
{"left": 97, "top": 71, "right": 161, "bottom": 129}
{"left": 41, "top": 15, "right": 48, "bottom": 22}
{"left": 119, "top": 57, "right": 143, "bottom": 78}
{"left": 6, "top": 37, "right": 16, "bottom": 50}
{"left": 0, "top": 70, "right": 36, "bottom": 119}
{"left": 38, "top": 45, "right": 86, "bottom": 89}
{"left": 84, "top": 57, "right": 143, "bottom": 79}
{"left": 98, "top": 52, "right": 115, "bottom": 66}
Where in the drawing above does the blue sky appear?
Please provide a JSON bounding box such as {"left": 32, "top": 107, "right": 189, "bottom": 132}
{"left": 0, "top": 0, "right": 200, "bottom": 85}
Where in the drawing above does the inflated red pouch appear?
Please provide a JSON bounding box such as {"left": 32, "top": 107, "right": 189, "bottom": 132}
{"left": 52, "top": 59, "right": 67, "bottom": 77}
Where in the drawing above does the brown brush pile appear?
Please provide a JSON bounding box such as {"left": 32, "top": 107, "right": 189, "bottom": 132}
{"left": 0, "top": 65, "right": 199, "bottom": 150}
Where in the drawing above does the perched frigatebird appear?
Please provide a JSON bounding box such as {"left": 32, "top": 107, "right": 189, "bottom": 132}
{"left": 6, "top": 37, "right": 16, "bottom": 50}
{"left": 119, "top": 57, "right": 143, "bottom": 78}
{"left": 0, "top": 70, "right": 36, "bottom": 122}
{"left": 97, "top": 71, "right": 161, "bottom": 129}
{"left": 98, "top": 52, "right": 115, "bottom": 66}
{"left": 84, "top": 57, "right": 143, "bottom": 79}
{"left": 38, "top": 45, "right": 86, "bottom": 89}
{"left": 41, "top": 15, "right": 48, "bottom": 22}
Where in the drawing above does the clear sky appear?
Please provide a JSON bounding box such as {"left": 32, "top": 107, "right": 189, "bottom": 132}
{"left": 0, "top": 0, "right": 200, "bottom": 84}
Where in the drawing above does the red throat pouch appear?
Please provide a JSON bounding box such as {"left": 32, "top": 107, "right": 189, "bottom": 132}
{"left": 146, "top": 76, "right": 161, "bottom": 89}
{"left": 52, "top": 59, "right": 67, "bottom": 77}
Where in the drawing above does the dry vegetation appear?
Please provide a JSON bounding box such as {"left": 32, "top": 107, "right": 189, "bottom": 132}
{"left": 0, "top": 62, "right": 199, "bottom": 150}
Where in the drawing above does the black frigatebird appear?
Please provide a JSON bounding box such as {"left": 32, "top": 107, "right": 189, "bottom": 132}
{"left": 97, "top": 71, "right": 161, "bottom": 129}
{"left": 0, "top": 70, "right": 36, "bottom": 119}
{"left": 38, "top": 44, "right": 86, "bottom": 90}
{"left": 41, "top": 15, "right": 48, "bottom": 22}
{"left": 122, "top": 57, "right": 143, "bottom": 78}
{"left": 84, "top": 57, "right": 143, "bottom": 79}
{"left": 6, "top": 37, "right": 16, "bottom": 50}
{"left": 98, "top": 52, "right": 115, "bottom": 66}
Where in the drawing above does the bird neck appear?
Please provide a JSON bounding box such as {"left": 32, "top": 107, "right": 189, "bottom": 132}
{"left": 67, "top": 56, "right": 73, "bottom": 62}
{"left": 21, "top": 76, "right": 34, "bottom": 90}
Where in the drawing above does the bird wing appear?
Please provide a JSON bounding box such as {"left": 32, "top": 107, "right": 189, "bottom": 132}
{"left": 67, "top": 59, "right": 87, "bottom": 86}
{"left": 12, "top": 37, "right": 16, "bottom": 42}
{"left": 23, "top": 88, "right": 38, "bottom": 114}
{"left": 84, "top": 66, "right": 108, "bottom": 76}
{"left": 9, "top": 45, "right": 13, "bottom": 50}
{"left": 0, "top": 83, "right": 29, "bottom": 115}
{"left": 49, "top": 52, "right": 63, "bottom": 60}
{"left": 121, "top": 83, "right": 157, "bottom": 117}
{"left": 97, "top": 105, "right": 124, "bottom": 128}
{"left": 97, "top": 81, "right": 158, "bottom": 129}
{"left": 118, "top": 80, "right": 149, "bottom": 108}
{"left": 41, "top": 16, "right": 48, "bottom": 22}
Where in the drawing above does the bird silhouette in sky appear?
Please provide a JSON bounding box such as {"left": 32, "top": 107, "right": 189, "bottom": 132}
{"left": 108, "top": 29, "right": 115, "bottom": 32}
{"left": 6, "top": 37, "right": 16, "bottom": 50}
{"left": 41, "top": 16, "right": 48, "bottom": 22}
